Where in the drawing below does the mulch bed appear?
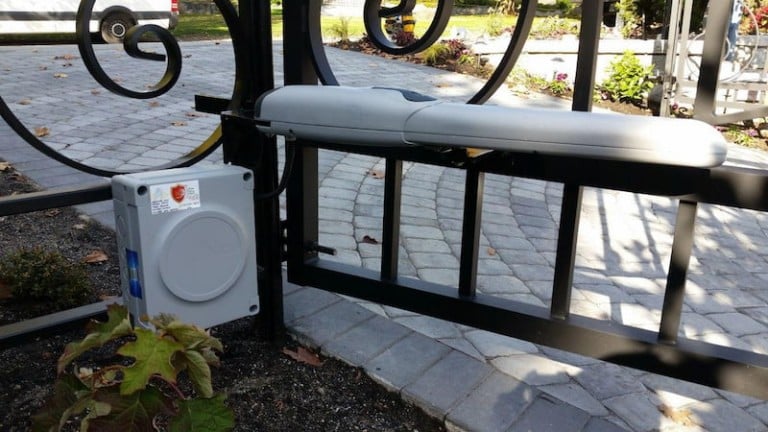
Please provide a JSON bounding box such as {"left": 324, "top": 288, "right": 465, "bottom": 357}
{"left": 0, "top": 161, "right": 445, "bottom": 431}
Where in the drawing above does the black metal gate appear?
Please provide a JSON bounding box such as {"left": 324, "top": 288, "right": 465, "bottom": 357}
{"left": 2, "top": 0, "right": 768, "bottom": 402}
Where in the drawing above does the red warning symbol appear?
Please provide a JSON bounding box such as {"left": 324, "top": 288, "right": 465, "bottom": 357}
{"left": 171, "top": 184, "right": 186, "bottom": 203}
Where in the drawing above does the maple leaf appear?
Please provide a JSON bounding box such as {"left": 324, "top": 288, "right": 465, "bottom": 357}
{"left": 361, "top": 235, "right": 379, "bottom": 245}
{"left": 34, "top": 126, "right": 50, "bottom": 137}
{"left": 367, "top": 169, "right": 385, "bottom": 179}
{"left": 118, "top": 328, "right": 184, "bottom": 395}
{"left": 487, "top": 247, "right": 497, "bottom": 256}
{"left": 658, "top": 404, "right": 698, "bottom": 427}
{"left": 466, "top": 148, "right": 492, "bottom": 158}
{"left": 169, "top": 395, "right": 234, "bottom": 432}
{"left": 159, "top": 319, "right": 223, "bottom": 353}
{"left": 86, "top": 386, "right": 175, "bottom": 432}
{"left": 53, "top": 72, "right": 68, "bottom": 78}
{"left": 83, "top": 249, "right": 109, "bottom": 264}
{"left": 282, "top": 346, "right": 324, "bottom": 367}
{"left": 171, "top": 121, "right": 187, "bottom": 127}
{"left": 58, "top": 304, "right": 133, "bottom": 373}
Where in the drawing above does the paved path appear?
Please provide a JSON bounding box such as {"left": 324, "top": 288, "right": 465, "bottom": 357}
{"left": 3, "top": 40, "right": 768, "bottom": 431}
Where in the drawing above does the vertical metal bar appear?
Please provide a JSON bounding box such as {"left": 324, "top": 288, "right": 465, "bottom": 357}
{"left": 659, "top": 200, "right": 698, "bottom": 343}
{"left": 381, "top": 158, "right": 402, "bottom": 280}
{"left": 693, "top": 0, "right": 729, "bottom": 124}
{"left": 239, "top": 0, "right": 274, "bottom": 107}
{"left": 549, "top": 0, "right": 600, "bottom": 318}
{"left": 459, "top": 168, "right": 484, "bottom": 297}
{"left": 284, "top": 0, "right": 320, "bottom": 285}
{"left": 229, "top": 0, "right": 284, "bottom": 340}
{"left": 550, "top": 183, "right": 583, "bottom": 319}
{"left": 571, "top": 0, "right": 602, "bottom": 112}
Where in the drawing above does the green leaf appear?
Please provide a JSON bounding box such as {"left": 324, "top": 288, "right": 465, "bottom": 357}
{"left": 159, "top": 320, "right": 223, "bottom": 353}
{"left": 177, "top": 350, "right": 214, "bottom": 398}
{"left": 32, "top": 373, "right": 89, "bottom": 432}
{"left": 169, "top": 395, "right": 234, "bottom": 432}
{"left": 117, "top": 328, "right": 184, "bottom": 395}
{"left": 58, "top": 304, "right": 133, "bottom": 373}
{"left": 199, "top": 346, "right": 222, "bottom": 367}
{"left": 86, "top": 386, "right": 176, "bottom": 432}
{"left": 80, "top": 400, "right": 112, "bottom": 430}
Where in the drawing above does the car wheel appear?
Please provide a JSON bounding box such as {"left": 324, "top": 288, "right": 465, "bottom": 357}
{"left": 100, "top": 12, "right": 134, "bottom": 44}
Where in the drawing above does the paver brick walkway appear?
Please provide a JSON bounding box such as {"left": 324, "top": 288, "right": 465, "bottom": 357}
{"left": 2, "top": 40, "right": 768, "bottom": 431}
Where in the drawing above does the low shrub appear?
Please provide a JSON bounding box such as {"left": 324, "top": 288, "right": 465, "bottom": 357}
{"left": 598, "top": 50, "right": 655, "bottom": 105}
{"left": 0, "top": 247, "right": 91, "bottom": 311}
{"left": 33, "top": 304, "right": 234, "bottom": 431}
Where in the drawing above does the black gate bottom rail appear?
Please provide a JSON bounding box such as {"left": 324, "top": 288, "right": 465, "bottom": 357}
{"left": 292, "top": 259, "right": 768, "bottom": 400}
{"left": 0, "top": 300, "right": 115, "bottom": 350}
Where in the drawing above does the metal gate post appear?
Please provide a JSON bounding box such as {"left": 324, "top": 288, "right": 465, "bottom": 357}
{"left": 222, "top": 0, "right": 284, "bottom": 339}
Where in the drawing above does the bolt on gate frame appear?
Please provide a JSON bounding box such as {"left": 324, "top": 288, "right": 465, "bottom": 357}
{"left": 1, "top": 0, "right": 768, "bottom": 401}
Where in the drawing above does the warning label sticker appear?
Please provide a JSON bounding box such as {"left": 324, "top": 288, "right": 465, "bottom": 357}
{"left": 150, "top": 180, "right": 201, "bottom": 215}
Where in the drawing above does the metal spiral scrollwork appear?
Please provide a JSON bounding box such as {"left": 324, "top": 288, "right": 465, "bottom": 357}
{"left": 469, "top": 0, "right": 537, "bottom": 104}
{"left": 308, "top": 0, "right": 538, "bottom": 105}
{"left": 0, "top": 0, "right": 244, "bottom": 177}
{"left": 363, "top": 0, "right": 453, "bottom": 55}
{"left": 76, "top": 0, "right": 182, "bottom": 99}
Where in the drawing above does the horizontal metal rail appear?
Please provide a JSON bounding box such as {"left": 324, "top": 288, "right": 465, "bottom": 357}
{"left": 0, "top": 183, "right": 111, "bottom": 217}
{"left": 0, "top": 299, "right": 116, "bottom": 350}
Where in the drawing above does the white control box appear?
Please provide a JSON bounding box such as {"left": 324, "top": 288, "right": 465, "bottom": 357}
{"left": 112, "top": 165, "right": 259, "bottom": 329}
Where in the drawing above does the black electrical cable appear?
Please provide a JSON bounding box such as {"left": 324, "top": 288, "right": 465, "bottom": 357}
{"left": 253, "top": 142, "right": 296, "bottom": 201}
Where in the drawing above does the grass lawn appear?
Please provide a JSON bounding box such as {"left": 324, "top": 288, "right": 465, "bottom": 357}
{"left": 0, "top": 10, "right": 571, "bottom": 45}
{"left": 172, "top": 10, "right": 565, "bottom": 41}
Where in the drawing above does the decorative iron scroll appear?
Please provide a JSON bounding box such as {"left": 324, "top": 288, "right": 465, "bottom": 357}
{"left": 308, "top": 0, "right": 538, "bottom": 105}
{"left": 76, "top": 0, "right": 182, "bottom": 100}
{"left": 362, "top": 0, "right": 453, "bottom": 55}
{"left": 0, "top": 0, "right": 244, "bottom": 177}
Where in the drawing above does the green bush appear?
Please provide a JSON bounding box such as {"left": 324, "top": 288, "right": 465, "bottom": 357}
{"left": 539, "top": 0, "right": 573, "bottom": 14}
{"left": 618, "top": 0, "right": 707, "bottom": 37}
{"left": 485, "top": 14, "right": 505, "bottom": 36}
{"left": 329, "top": 17, "right": 350, "bottom": 42}
{"left": 420, "top": 43, "right": 452, "bottom": 65}
{"left": 530, "top": 16, "right": 579, "bottom": 39}
{"left": 599, "top": 50, "right": 655, "bottom": 105}
{"left": 0, "top": 248, "right": 91, "bottom": 310}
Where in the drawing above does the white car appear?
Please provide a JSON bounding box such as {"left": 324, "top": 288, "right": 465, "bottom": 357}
{"left": 0, "top": 0, "right": 179, "bottom": 43}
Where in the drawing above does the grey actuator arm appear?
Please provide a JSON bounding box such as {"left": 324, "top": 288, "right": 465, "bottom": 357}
{"left": 254, "top": 86, "right": 728, "bottom": 168}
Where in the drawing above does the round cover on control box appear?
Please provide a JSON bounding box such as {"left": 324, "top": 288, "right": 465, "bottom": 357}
{"left": 159, "top": 210, "right": 248, "bottom": 302}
